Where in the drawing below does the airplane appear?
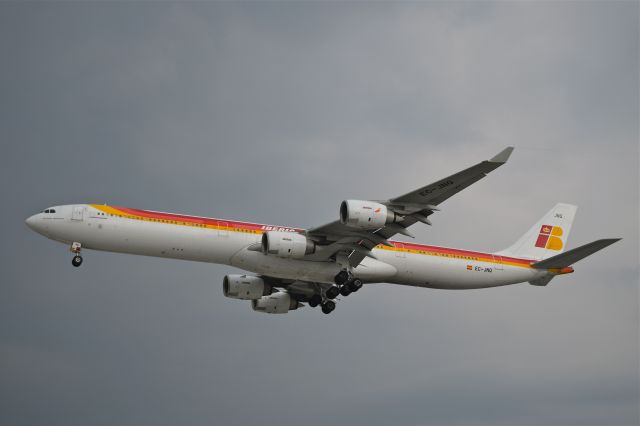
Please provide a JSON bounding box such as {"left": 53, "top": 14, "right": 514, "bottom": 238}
{"left": 25, "top": 147, "right": 620, "bottom": 315}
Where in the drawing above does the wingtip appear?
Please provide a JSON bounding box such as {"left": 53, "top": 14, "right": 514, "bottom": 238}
{"left": 592, "top": 238, "right": 622, "bottom": 250}
{"left": 598, "top": 237, "right": 622, "bottom": 243}
{"left": 489, "top": 146, "right": 514, "bottom": 163}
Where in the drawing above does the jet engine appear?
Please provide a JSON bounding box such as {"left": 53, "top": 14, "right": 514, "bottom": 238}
{"left": 223, "top": 274, "right": 269, "bottom": 300}
{"left": 251, "top": 292, "right": 301, "bottom": 314}
{"left": 340, "top": 200, "right": 399, "bottom": 230}
{"left": 261, "top": 231, "right": 315, "bottom": 259}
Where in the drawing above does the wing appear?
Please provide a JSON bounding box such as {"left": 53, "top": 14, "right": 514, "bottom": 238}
{"left": 305, "top": 147, "right": 514, "bottom": 267}
{"left": 389, "top": 146, "right": 514, "bottom": 207}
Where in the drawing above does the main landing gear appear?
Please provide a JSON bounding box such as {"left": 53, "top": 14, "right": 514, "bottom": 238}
{"left": 70, "top": 242, "right": 83, "bottom": 267}
{"left": 335, "top": 270, "right": 363, "bottom": 296}
{"left": 307, "top": 271, "right": 365, "bottom": 315}
{"left": 308, "top": 294, "right": 322, "bottom": 307}
{"left": 325, "top": 285, "right": 340, "bottom": 299}
{"left": 321, "top": 300, "right": 335, "bottom": 314}
{"left": 333, "top": 270, "right": 363, "bottom": 295}
{"left": 339, "top": 278, "right": 363, "bottom": 296}
{"left": 307, "top": 292, "right": 337, "bottom": 315}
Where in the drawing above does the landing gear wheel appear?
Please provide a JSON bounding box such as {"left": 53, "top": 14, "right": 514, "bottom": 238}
{"left": 334, "top": 270, "right": 350, "bottom": 285}
{"left": 308, "top": 294, "right": 322, "bottom": 307}
{"left": 340, "top": 285, "right": 352, "bottom": 297}
{"left": 325, "top": 286, "right": 340, "bottom": 300}
{"left": 348, "top": 279, "right": 363, "bottom": 292}
{"left": 72, "top": 255, "right": 83, "bottom": 267}
{"left": 321, "top": 300, "right": 336, "bottom": 314}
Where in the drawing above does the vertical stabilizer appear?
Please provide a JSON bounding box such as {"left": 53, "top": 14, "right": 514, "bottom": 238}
{"left": 497, "top": 203, "right": 577, "bottom": 261}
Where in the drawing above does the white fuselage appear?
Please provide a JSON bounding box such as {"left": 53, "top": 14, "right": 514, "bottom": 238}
{"left": 26, "top": 204, "right": 548, "bottom": 289}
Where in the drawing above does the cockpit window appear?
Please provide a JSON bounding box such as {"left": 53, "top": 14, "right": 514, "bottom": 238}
{"left": 43, "top": 209, "right": 56, "bottom": 214}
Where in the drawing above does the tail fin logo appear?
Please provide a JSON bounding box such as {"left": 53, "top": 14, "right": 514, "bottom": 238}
{"left": 535, "top": 225, "right": 564, "bottom": 251}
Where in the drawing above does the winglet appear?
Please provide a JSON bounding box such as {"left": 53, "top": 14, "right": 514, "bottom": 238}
{"left": 489, "top": 146, "right": 514, "bottom": 163}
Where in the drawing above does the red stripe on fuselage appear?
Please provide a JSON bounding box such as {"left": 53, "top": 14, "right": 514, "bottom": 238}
{"left": 108, "top": 205, "right": 533, "bottom": 267}
{"left": 112, "top": 206, "right": 304, "bottom": 233}
{"left": 393, "top": 241, "right": 532, "bottom": 266}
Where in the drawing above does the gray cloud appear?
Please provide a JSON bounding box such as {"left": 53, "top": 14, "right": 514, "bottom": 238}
{"left": 1, "top": 2, "right": 637, "bottom": 426}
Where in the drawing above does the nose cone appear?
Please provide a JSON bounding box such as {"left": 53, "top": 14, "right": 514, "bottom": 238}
{"left": 25, "top": 214, "right": 38, "bottom": 230}
{"left": 25, "top": 214, "right": 46, "bottom": 235}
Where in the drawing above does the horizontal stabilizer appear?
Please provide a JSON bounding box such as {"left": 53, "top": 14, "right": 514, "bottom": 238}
{"left": 531, "top": 238, "right": 621, "bottom": 269}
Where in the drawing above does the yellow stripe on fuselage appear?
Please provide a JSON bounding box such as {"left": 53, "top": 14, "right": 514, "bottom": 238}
{"left": 89, "top": 204, "right": 536, "bottom": 269}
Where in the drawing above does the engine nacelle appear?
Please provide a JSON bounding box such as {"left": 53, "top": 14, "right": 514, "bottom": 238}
{"left": 223, "top": 274, "right": 269, "bottom": 300}
{"left": 251, "top": 292, "right": 301, "bottom": 314}
{"left": 340, "top": 200, "right": 397, "bottom": 230}
{"left": 261, "top": 231, "right": 315, "bottom": 259}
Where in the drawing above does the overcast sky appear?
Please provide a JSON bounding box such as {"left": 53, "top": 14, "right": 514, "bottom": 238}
{"left": 1, "top": 2, "right": 638, "bottom": 426}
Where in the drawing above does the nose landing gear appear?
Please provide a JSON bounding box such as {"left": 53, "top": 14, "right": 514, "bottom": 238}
{"left": 70, "top": 242, "right": 83, "bottom": 267}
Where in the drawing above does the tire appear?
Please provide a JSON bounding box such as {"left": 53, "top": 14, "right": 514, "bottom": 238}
{"left": 348, "top": 279, "right": 363, "bottom": 292}
{"left": 321, "top": 300, "right": 336, "bottom": 314}
{"left": 308, "top": 294, "right": 322, "bottom": 307}
{"left": 334, "top": 270, "right": 350, "bottom": 285}
{"left": 72, "top": 255, "right": 83, "bottom": 267}
{"left": 325, "top": 286, "right": 340, "bottom": 300}
{"left": 339, "top": 285, "right": 352, "bottom": 297}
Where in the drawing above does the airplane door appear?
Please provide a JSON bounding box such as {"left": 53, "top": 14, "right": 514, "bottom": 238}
{"left": 71, "top": 205, "right": 84, "bottom": 221}
{"left": 395, "top": 243, "right": 406, "bottom": 258}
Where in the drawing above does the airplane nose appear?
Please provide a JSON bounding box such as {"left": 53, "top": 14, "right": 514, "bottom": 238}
{"left": 25, "top": 214, "right": 38, "bottom": 230}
